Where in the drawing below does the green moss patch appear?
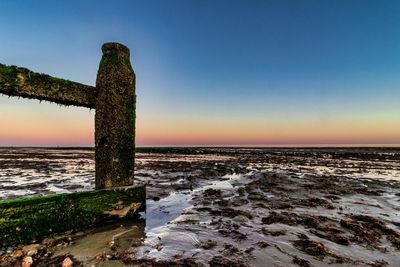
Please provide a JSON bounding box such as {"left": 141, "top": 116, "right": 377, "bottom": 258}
{"left": 0, "top": 63, "right": 96, "bottom": 108}
{"left": 0, "top": 185, "right": 145, "bottom": 248}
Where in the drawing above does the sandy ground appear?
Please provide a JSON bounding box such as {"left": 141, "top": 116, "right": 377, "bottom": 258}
{"left": 0, "top": 148, "right": 400, "bottom": 266}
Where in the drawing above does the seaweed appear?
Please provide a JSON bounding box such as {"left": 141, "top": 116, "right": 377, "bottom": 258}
{"left": 0, "top": 63, "right": 96, "bottom": 108}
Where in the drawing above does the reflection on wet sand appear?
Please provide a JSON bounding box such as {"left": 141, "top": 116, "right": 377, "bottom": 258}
{"left": 55, "top": 220, "right": 146, "bottom": 266}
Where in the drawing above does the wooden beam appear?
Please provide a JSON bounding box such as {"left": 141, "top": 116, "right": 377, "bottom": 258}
{"left": 0, "top": 64, "right": 96, "bottom": 108}
{"left": 0, "top": 184, "right": 146, "bottom": 247}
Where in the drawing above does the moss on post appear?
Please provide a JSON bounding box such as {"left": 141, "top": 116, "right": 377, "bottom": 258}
{"left": 95, "top": 43, "right": 136, "bottom": 189}
{"left": 0, "top": 64, "right": 96, "bottom": 108}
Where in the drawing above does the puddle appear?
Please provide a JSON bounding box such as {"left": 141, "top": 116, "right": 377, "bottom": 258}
{"left": 54, "top": 220, "right": 145, "bottom": 266}
{"left": 146, "top": 192, "right": 192, "bottom": 229}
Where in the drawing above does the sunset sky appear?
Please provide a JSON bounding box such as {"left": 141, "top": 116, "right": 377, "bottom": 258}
{"left": 0, "top": 0, "right": 399, "bottom": 147}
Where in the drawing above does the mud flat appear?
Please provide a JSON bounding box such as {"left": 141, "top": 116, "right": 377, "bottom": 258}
{"left": 0, "top": 147, "right": 400, "bottom": 266}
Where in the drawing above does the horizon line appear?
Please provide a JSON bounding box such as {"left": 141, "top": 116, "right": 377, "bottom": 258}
{"left": 1, "top": 143, "right": 400, "bottom": 148}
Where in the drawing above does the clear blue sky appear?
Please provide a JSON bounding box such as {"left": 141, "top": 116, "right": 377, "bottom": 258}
{"left": 0, "top": 0, "right": 399, "bottom": 146}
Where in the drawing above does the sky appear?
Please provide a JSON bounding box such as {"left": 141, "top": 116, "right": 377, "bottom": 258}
{"left": 0, "top": 0, "right": 399, "bottom": 147}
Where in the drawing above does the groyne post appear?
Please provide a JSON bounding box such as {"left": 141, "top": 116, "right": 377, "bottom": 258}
{"left": 0, "top": 42, "right": 136, "bottom": 189}
{"left": 95, "top": 43, "right": 136, "bottom": 189}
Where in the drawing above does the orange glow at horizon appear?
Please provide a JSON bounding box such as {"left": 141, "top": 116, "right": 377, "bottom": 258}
{"left": 1, "top": 98, "right": 399, "bottom": 147}
{"left": 1, "top": 119, "right": 399, "bottom": 147}
{"left": 134, "top": 113, "right": 400, "bottom": 146}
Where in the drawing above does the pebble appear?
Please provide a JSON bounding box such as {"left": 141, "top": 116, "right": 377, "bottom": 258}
{"left": 61, "top": 257, "right": 73, "bottom": 267}
{"left": 11, "top": 249, "right": 23, "bottom": 258}
{"left": 22, "top": 244, "right": 41, "bottom": 256}
{"left": 233, "top": 215, "right": 249, "bottom": 223}
{"left": 22, "top": 256, "right": 33, "bottom": 267}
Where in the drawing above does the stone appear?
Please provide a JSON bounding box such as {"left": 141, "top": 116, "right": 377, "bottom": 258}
{"left": 11, "top": 249, "right": 23, "bottom": 258}
{"left": 22, "top": 256, "right": 33, "bottom": 267}
{"left": 233, "top": 215, "right": 249, "bottom": 223}
{"left": 42, "top": 238, "right": 55, "bottom": 246}
{"left": 104, "top": 202, "right": 141, "bottom": 218}
{"left": 61, "top": 257, "right": 73, "bottom": 267}
{"left": 22, "top": 244, "right": 41, "bottom": 256}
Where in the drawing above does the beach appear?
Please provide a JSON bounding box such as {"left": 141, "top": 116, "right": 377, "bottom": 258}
{"left": 0, "top": 147, "right": 399, "bottom": 266}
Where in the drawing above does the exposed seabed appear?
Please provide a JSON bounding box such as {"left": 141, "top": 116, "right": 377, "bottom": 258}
{"left": 0, "top": 147, "right": 399, "bottom": 266}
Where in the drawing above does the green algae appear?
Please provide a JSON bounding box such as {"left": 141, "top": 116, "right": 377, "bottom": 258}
{"left": 0, "top": 63, "right": 96, "bottom": 108}
{"left": 0, "top": 185, "right": 145, "bottom": 248}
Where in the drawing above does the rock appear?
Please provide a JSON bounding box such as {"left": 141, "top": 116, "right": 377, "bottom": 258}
{"left": 262, "top": 228, "right": 287, "bottom": 236}
{"left": 203, "top": 188, "right": 222, "bottom": 198}
{"left": 197, "top": 239, "right": 217, "bottom": 249}
{"left": 209, "top": 255, "right": 247, "bottom": 267}
{"left": 61, "top": 257, "right": 73, "bottom": 267}
{"left": 256, "top": 241, "right": 270, "bottom": 248}
{"left": 42, "top": 238, "right": 55, "bottom": 246}
{"left": 233, "top": 215, "right": 248, "bottom": 223}
{"left": 104, "top": 202, "right": 141, "bottom": 218}
{"left": 115, "top": 204, "right": 124, "bottom": 210}
{"left": 22, "top": 244, "right": 41, "bottom": 256}
{"left": 245, "top": 247, "right": 255, "bottom": 254}
{"left": 292, "top": 238, "right": 330, "bottom": 258}
{"left": 293, "top": 256, "right": 311, "bottom": 267}
{"left": 22, "top": 256, "right": 33, "bottom": 267}
{"left": 11, "top": 249, "right": 23, "bottom": 258}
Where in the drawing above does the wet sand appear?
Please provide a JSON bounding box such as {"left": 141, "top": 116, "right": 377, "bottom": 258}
{"left": 0, "top": 147, "right": 399, "bottom": 266}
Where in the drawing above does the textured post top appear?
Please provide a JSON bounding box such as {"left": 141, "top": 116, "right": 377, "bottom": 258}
{"left": 102, "top": 42, "right": 130, "bottom": 57}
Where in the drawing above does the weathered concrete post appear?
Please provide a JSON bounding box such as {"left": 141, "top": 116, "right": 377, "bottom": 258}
{"left": 95, "top": 42, "right": 136, "bottom": 189}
